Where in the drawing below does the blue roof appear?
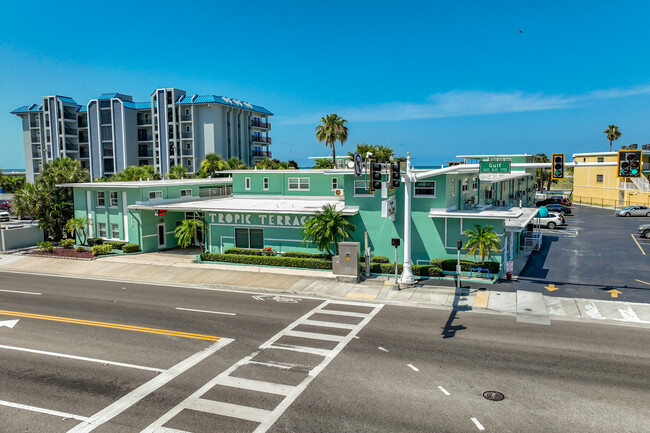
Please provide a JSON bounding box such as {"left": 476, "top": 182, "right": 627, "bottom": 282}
{"left": 123, "top": 101, "right": 151, "bottom": 110}
{"left": 98, "top": 93, "right": 118, "bottom": 99}
{"left": 58, "top": 96, "right": 77, "bottom": 104}
{"left": 11, "top": 104, "right": 42, "bottom": 114}
{"left": 77, "top": 105, "right": 87, "bottom": 113}
{"left": 177, "top": 94, "right": 273, "bottom": 115}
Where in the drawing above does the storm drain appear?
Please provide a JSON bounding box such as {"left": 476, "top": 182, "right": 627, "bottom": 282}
{"left": 483, "top": 391, "right": 505, "bottom": 401}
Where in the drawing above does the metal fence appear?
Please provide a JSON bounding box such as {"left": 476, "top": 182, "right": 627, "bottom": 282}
{"left": 573, "top": 195, "right": 650, "bottom": 210}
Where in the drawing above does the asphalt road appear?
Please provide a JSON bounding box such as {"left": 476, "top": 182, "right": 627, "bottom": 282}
{"left": 0, "top": 272, "right": 648, "bottom": 432}
{"left": 504, "top": 205, "right": 650, "bottom": 303}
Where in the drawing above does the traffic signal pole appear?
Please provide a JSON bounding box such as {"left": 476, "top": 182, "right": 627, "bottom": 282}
{"left": 400, "top": 153, "right": 416, "bottom": 285}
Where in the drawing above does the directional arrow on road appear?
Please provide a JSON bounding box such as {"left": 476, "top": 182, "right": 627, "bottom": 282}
{"left": 607, "top": 289, "right": 623, "bottom": 298}
{"left": 544, "top": 283, "right": 559, "bottom": 292}
{"left": 0, "top": 319, "right": 19, "bottom": 329}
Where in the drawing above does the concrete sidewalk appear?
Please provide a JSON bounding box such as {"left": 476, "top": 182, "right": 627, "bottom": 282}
{"left": 1, "top": 253, "right": 648, "bottom": 328}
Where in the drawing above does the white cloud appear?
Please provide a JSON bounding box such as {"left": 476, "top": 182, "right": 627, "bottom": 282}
{"left": 277, "top": 84, "right": 650, "bottom": 125}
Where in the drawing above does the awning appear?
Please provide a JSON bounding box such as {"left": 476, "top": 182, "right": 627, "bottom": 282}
{"left": 129, "top": 196, "right": 359, "bottom": 216}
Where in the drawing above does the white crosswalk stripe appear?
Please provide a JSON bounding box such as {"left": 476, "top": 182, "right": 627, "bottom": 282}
{"left": 141, "top": 300, "right": 383, "bottom": 433}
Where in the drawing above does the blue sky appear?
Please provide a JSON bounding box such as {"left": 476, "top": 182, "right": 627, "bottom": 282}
{"left": 2, "top": 0, "right": 650, "bottom": 169}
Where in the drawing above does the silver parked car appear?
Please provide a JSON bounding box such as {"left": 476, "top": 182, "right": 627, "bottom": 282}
{"left": 639, "top": 224, "right": 650, "bottom": 239}
{"left": 534, "top": 212, "right": 566, "bottom": 229}
{"left": 615, "top": 205, "right": 650, "bottom": 217}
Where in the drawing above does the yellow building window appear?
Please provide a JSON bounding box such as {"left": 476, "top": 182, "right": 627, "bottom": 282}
{"left": 596, "top": 174, "right": 603, "bottom": 183}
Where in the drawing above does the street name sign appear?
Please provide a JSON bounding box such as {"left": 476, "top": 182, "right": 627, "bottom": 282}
{"left": 480, "top": 161, "right": 511, "bottom": 174}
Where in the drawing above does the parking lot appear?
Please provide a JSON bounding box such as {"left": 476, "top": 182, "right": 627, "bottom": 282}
{"left": 506, "top": 204, "right": 650, "bottom": 303}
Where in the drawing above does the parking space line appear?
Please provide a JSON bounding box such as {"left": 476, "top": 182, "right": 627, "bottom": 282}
{"left": 0, "top": 399, "right": 88, "bottom": 421}
{"left": 635, "top": 279, "right": 650, "bottom": 286}
{"left": 175, "top": 307, "right": 236, "bottom": 316}
{"left": 0, "top": 344, "right": 164, "bottom": 373}
{"left": 0, "top": 309, "right": 222, "bottom": 341}
{"left": 67, "top": 338, "right": 234, "bottom": 433}
{"left": 630, "top": 234, "right": 646, "bottom": 255}
{"left": 0, "top": 288, "right": 42, "bottom": 295}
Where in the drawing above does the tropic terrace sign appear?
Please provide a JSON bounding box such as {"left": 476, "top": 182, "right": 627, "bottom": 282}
{"left": 479, "top": 161, "right": 511, "bottom": 174}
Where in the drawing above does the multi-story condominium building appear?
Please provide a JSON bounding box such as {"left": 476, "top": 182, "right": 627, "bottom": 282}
{"left": 12, "top": 88, "right": 273, "bottom": 182}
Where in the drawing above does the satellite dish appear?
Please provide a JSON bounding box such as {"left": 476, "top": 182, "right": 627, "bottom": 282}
{"left": 539, "top": 206, "right": 549, "bottom": 217}
{"left": 347, "top": 161, "right": 354, "bottom": 169}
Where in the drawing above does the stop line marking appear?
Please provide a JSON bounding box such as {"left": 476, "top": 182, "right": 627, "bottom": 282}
{"left": 0, "top": 399, "right": 88, "bottom": 422}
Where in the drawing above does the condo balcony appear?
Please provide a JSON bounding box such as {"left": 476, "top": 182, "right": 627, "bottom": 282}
{"left": 251, "top": 119, "right": 271, "bottom": 130}
{"left": 181, "top": 131, "right": 192, "bottom": 138}
{"left": 138, "top": 131, "right": 153, "bottom": 141}
{"left": 32, "top": 151, "right": 41, "bottom": 158}
{"left": 29, "top": 118, "right": 40, "bottom": 128}
{"left": 182, "top": 148, "right": 193, "bottom": 156}
{"left": 78, "top": 118, "right": 88, "bottom": 128}
{"left": 63, "top": 110, "right": 77, "bottom": 121}
{"left": 252, "top": 136, "right": 271, "bottom": 144}
{"left": 181, "top": 114, "right": 192, "bottom": 121}
{"left": 80, "top": 149, "right": 90, "bottom": 158}
{"left": 137, "top": 116, "right": 151, "bottom": 125}
{"left": 252, "top": 150, "right": 272, "bottom": 158}
{"left": 139, "top": 149, "right": 154, "bottom": 157}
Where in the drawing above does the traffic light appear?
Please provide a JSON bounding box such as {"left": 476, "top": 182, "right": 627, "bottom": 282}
{"left": 389, "top": 161, "right": 401, "bottom": 190}
{"left": 618, "top": 150, "right": 643, "bottom": 178}
{"left": 551, "top": 153, "right": 564, "bottom": 179}
{"left": 369, "top": 161, "right": 382, "bottom": 193}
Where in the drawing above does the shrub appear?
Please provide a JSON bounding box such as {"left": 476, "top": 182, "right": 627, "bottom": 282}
{"left": 282, "top": 251, "right": 332, "bottom": 260}
{"left": 105, "top": 240, "right": 126, "bottom": 250}
{"left": 37, "top": 241, "right": 53, "bottom": 253}
{"left": 411, "top": 265, "right": 432, "bottom": 276}
{"left": 430, "top": 258, "right": 500, "bottom": 275}
{"left": 75, "top": 246, "right": 87, "bottom": 253}
{"left": 87, "top": 238, "right": 103, "bottom": 246}
{"left": 92, "top": 244, "right": 113, "bottom": 256}
{"left": 122, "top": 244, "right": 141, "bottom": 253}
{"left": 428, "top": 267, "right": 444, "bottom": 277}
{"left": 370, "top": 255, "right": 390, "bottom": 263}
{"left": 200, "top": 253, "right": 332, "bottom": 270}
{"left": 263, "top": 247, "right": 277, "bottom": 256}
{"left": 379, "top": 263, "right": 403, "bottom": 274}
{"left": 224, "top": 248, "right": 263, "bottom": 256}
{"left": 60, "top": 239, "right": 75, "bottom": 249}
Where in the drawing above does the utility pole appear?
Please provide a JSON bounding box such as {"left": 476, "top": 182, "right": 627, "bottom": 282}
{"left": 456, "top": 239, "right": 462, "bottom": 289}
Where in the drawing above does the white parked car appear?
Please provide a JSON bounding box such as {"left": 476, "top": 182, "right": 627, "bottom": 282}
{"left": 534, "top": 212, "right": 565, "bottom": 229}
{"left": 0, "top": 210, "right": 10, "bottom": 222}
{"left": 615, "top": 205, "right": 650, "bottom": 217}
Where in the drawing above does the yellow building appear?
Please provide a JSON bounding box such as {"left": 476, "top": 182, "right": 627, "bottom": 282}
{"left": 572, "top": 151, "right": 650, "bottom": 207}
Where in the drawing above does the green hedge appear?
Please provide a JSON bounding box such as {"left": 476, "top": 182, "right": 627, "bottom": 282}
{"left": 105, "top": 240, "right": 126, "bottom": 250}
{"left": 430, "top": 259, "right": 500, "bottom": 274}
{"left": 282, "top": 251, "right": 331, "bottom": 259}
{"left": 200, "top": 253, "right": 332, "bottom": 270}
{"left": 428, "top": 267, "right": 444, "bottom": 277}
{"left": 60, "top": 239, "right": 75, "bottom": 249}
{"left": 75, "top": 246, "right": 87, "bottom": 253}
{"left": 371, "top": 255, "right": 390, "bottom": 263}
{"left": 92, "top": 244, "right": 113, "bottom": 256}
{"left": 122, "top": 244, "right": 141, "bottom": 253}
{"left": 87, "top": 238, "right": 103, "bottom": 246}
{"left": 361, "top": 263, "right": 443, "bottom": 277}
{"left": 223, "top": 248, "right": 264, "bottom": 256}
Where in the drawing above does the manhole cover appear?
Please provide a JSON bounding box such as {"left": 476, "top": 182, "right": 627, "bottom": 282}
{"left": 483, "top": 391, "right": 505, "bottom": 401}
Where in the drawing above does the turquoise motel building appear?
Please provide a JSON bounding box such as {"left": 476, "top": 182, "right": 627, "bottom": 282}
{"left": 62, "top": 154, "right": 539, "bottom": 276}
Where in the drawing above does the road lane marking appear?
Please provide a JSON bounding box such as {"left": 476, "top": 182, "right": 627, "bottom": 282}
{"left": 631, "top": 234, "right": 646, "bottom": 255}
{"left": 0, "top": 319, "right": 19, "bottom": 328}
{"left": 635, "top": 279, "right": 650, "bottom": 286}
{"left": 408, "top": 364, "right": 419, "bottom": 372}
{"left": 0, "top": 344, "right": 164, "bottom": 373}
{"left": 67, "top": 338, "right": 233, "bottom": 433}
{"left": 0, "top": 288, "right": 42, "bottom": 295}
{"left": 471, "top": 417, "right": 485, "bottom": 430}
{"left": 0, "top": 309, "right": 222, "bottom": 341}
{"left": 0, "top": 399, "right": 88, "bottom": 421}
{"left": 175, "top": 307, "right": 236, "bottom": 316}
{"left": 438, "top": 386, "right": 450, "bottom": 395}
{"left": 378, "top": 346, "right": 389, "bottom": 352}
{"left": 544, "top": 283, "right": 559, "bottom": 292}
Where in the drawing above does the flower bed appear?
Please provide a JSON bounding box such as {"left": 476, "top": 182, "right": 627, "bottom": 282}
{"left": 30, "top": 247, "right": 95, "bottom": 260}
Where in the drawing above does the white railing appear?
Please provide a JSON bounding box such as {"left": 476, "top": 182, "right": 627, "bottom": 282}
{"left": 523, "top": 230, "right": 542, "bottom": 251}
{"left": 631, "top": 175, "right": 650, "bottom": 192}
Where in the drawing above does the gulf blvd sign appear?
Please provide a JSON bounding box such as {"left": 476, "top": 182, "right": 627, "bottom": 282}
{"left": 479, "top": 161, "right": 511, "bottom": 174}
{"left": 208, "top": 212, "right": 311, "bottom": 227}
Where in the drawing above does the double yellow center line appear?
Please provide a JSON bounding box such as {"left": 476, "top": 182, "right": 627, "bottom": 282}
{"left": 0, "top": 309, "right": 221, "bottom": 341}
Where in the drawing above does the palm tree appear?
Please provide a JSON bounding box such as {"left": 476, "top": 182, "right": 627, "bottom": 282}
{"left": 174, "top": 218, "right": 207, "bottom": 251}
{"left": 65, "top": 216, "right": 89, "bottom": 245}
{"left": 111, "top": 165, "right": 160, "bottom": 181}
{"left": 346, "top": 143, "right": 395, "bottom": 163}
{"left": 315, "top": 114, "right": 348, "bottom": 167}
{"left": 463, "top": 225, "right": 501, "bottom": 264}
{"left": 200, "top": 153, "right": 229, "bottom": 177}
{"left": 226, "top": 157, "right": 247, "bottom": 170}
{"left": 534, "top": 153, "right": 550, "bottom": 191}
{"left": 603, "top": 125, "right": 622, "bottom": 152}
{"left": 312, "top": 158, "right": 334, "bottom": 169}
{"left": 301, "top": 204, "right": 356, "bottom": 256}
{"left": 168, "top": 165, "right": 189, "bottom": 179}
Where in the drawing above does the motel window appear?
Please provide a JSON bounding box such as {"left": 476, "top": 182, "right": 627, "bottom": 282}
{"left": 109, "top": 191, "right": 118, "bottom": 207}
{"left": 245, "top": 177, "right": 251, "bottom": 190}
{"left": 288, "top": 177, "right": 310, "bottom": 190}
{"left": 596, "top": 174, "right": 604, "bottom": 183}
{"left": 110, "top": 223, "right": 119, "bottom": 239}
{"left": 472, "top": 177, "right": 478, "bottom": 190}
{"left": 354, "top": 180, "right": 372, "bottom": 196}
{"left": 96, "top": 191, "right": 105, "bottom": 207}
{"left": 414, "top": 181, "right": 436, "bottom": 197}
{"left": 263, "top": 177, "right": 269, "bottom": 190}
{"left": 461, "top": 179, "right": 469, "bottom": 192}
{"left": 597, "top": 157, "right": 604, "bottom": 162}
{"left": 180, "top": 189, "right": 192, "bottom": 197}
{"left": 97, "top": 223, "right": 107, "bottom": 238}
{"left": 235, "top": 228, "right": 264, "bottom": 249}
{"left": 485, "top": 189, "right": 494, "bottom": 200}
{"left": 331, "top": 177, "right": 338, "bottom": 190}
{"left": 149, "top": 191, "right": 162, "bottom": 200}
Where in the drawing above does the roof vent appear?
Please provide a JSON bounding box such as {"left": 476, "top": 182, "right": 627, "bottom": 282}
{"left": 191, "top": 94, "right": 198, "bottom": 102}
{"left": 243, "top": 101, "right": 253, "bottom": 109}
{"left": 29, "top": 104, "right": 37, "bottom": 110}
{"left": 222, "top": 96, "right": 231, "bottom": 104}
{"left": 642, "top": 144, "right": 650, "bottom": 150}
{"left": 232, "top": 99, "right": 242, "bottom": 106}
{"left": 629, "top": 143, "right": 638, "bottom": 150}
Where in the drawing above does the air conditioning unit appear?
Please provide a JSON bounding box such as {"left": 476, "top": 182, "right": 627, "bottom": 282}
{"left": 334, "top": 189, "right": 344, "bottom": 197}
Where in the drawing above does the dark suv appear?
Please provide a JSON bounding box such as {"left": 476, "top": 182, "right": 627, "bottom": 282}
{"left": 0, "top": 199, "right": 11, "bottom": 212}
{"left": 536, "top": 197, "right": 571, "bottom": 207}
